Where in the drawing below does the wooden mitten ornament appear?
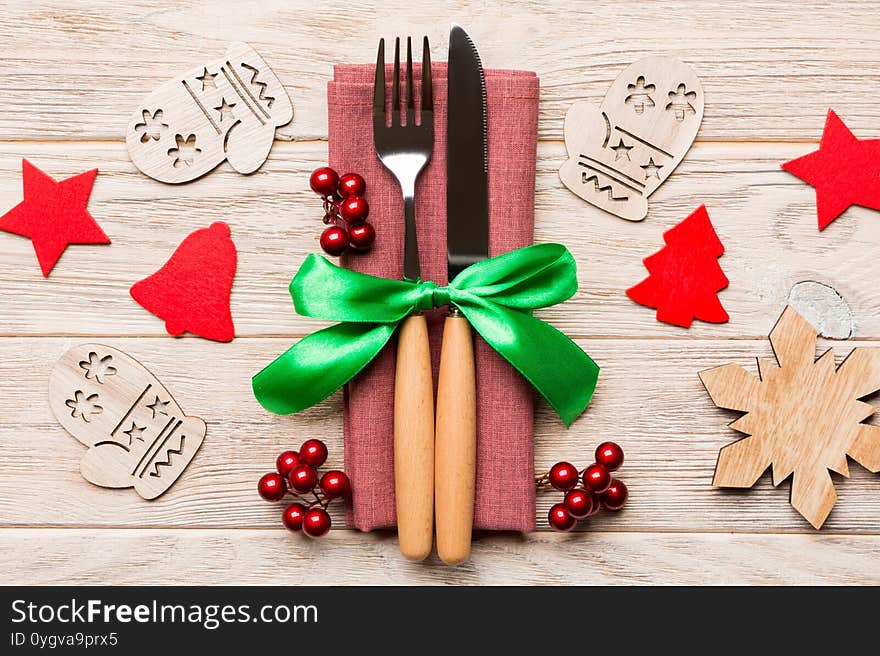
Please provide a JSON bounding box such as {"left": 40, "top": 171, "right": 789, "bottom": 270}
{"left": 560, "top": 57, "right": 703, "bottom": 221}
{"left": 126, "top": 42, "right": 293, "bottom": 184}
{"left": 49, "top": 344, "right": 206, "bottom": 499}
{"left": 130, "top": 222, "right": 236, "bottom": 342}
{"left": 700, "top": 306, "right": 880, "bottom": 528}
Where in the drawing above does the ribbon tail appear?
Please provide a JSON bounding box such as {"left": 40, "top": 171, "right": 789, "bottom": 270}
{"left": 463, "top": 305, "right": 599, "bottom": 427}
{"left": 252, "top": 321, "right": 398, "bottom": 415}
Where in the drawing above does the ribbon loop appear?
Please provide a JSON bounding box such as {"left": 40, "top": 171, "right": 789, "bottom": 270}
{"left": 253, "top": 244, "right": 599, "bottom": 427}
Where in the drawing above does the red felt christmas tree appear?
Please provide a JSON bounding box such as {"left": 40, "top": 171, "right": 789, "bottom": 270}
{"left": 627, "top": 205, "right": 729, "bottom": 328}
{"left": 130, "top": 222, "right": 237, "bottom": 342}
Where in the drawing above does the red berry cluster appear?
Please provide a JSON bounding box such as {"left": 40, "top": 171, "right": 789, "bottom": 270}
{"left": 257, "top": 438, "right": 351, "bottom": 538}
{"left": 541, "top": 442, "right": 628, "bottom": 532}
{"left": 309, "top": 166, "right": 376, "bottom": 256}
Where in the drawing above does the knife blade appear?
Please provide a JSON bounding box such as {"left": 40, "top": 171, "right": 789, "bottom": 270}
{"left": 446, "top": 24, "right": 490, "bottom": 280}
{"left": 434, "top": 24, "right": 489, "bottom": 566}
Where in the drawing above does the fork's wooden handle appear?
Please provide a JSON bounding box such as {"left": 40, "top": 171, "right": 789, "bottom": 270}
{"left": 434, "top": 314, "right": 477, "bottom": 566}
{"left": 393, "top": 314, "right": 435, "bottom": 561}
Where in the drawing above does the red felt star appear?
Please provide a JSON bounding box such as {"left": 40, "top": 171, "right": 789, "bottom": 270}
{"left": 782, "top": 109, "right": 880, "bottom": 231}
{"left": 0, "top": 159, "right": 109, "bottom": 276}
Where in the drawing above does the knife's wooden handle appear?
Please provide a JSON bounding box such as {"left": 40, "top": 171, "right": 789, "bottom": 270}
{"left": 393, "top": 313, "right": 435, "bottom": 561}
{"left": 434, "top": 314, "right": 477, "bottom": 566}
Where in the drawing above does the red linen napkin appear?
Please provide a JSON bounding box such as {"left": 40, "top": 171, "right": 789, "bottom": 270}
{"left": 328, "top": 63, "right": 539, "bottom": 532}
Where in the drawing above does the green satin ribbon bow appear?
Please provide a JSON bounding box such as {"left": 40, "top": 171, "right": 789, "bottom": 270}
{"left": 252, "top": 243, "right": 599, "bottom": 427}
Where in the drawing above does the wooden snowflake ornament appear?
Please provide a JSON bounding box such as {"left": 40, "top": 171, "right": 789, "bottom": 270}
{"left": 700, "top": 306, "right": 880, "bottom": 528}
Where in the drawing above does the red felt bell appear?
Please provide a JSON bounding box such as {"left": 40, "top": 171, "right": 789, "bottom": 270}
{"left": 130, "top": 222, "right": 237, "bottom": 342}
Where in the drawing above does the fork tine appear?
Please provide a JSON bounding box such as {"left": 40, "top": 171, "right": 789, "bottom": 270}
{"left": 421, "top": 36, "right": 433, "bottom": 116}
{"left": 374, "top": 38, "right": 385, "bottom": 120}
{"left": 392, "top": 37, "right": 401, "bottom": 126}
{"left": 405, "top": 36, "right": 414, "bottom": 127}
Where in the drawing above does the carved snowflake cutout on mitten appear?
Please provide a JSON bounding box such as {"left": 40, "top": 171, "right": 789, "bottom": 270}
{"left": 78, "top": 351, "right": 117, "bottom": 383}
{"left": 700, "top": 306, "right": 880, "bottom": 528}
{"left": 134, "top": 109, "right": 168, "bottom": 143}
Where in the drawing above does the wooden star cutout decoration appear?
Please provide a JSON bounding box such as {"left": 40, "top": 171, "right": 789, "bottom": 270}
{"left": 195, "top": 67, "right": 217, "bottom": 90}
{"left": 782, "top": 109, "right": 880, "bottom": 231}
{"left": 0, "top": 160, "right": 109, "bottom": 276}
{"left": 700, "top": 306, "right": 880, "bottom": 528}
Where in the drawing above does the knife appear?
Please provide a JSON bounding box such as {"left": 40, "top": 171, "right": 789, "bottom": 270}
{"left": 435, "top": 24, "right": 489, "bottom": 566}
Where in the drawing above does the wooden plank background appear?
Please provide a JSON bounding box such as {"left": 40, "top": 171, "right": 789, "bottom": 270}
{"left": 1, "top": 0, "right": 879, "bottom": 584}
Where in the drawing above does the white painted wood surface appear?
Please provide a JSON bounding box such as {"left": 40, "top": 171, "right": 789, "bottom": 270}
{"left": 1, "top": 0, "right": 879, "bottom": 585}
{"left": 5, "top": 529, "right": 880, "bottom": 585}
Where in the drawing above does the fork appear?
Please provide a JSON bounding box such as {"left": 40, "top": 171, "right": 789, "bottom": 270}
{"left": 374, "top": 36, "right": 435, "bottom": 561}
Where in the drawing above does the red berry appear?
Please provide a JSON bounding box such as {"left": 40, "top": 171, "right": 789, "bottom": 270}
{"left": 303, "top": 507, "right": 332, "bottom": 538}
{"left": 288, "top": 464, "right": 318, "bottom": 494}
{"left": 282, "top": 503, "right": 307, "bottom": 531}
{"left": 587, "top": 492, "right": 602, "bottom": 516}
{"left": 299, "top": 439, "right": 328, "bottom": 467}
{"left": 276, "top": 451, "right": 300, "bottom": 478}
{"left": 548, "top": 461, "right": 580, "bottom": 491}
{"left": 257, "top": 472, "right": 286, "bottom": 501}
{"left": 595, "top": 441, "right": 624, "bottom": 472}
{"left": 348, "top": 222, "right": 376, "bottom": 250}
{"left": 583, "top": 463, "right": 612, "bottom": 494}
{"left": 601, "top": 479, "right": 628, "bottom": 511}
{"left": 548, "top": 503, "right": 577, "bottom": 532}
{"left": 320, "top": 226, "right": 348, "bottom": 256}
{"left": 320, "top": 470, "right": 351, "bottom": 499}
{"left": 563, "top": 488, "right": 594, "bottom": 519}
{"left": 310, "top": 166, "right": 339, "bottom": 197}
{"left": 338, "top": 173, "right": 366, "bottom": 198}
{"left": 340, "top": 196, "right": 369, "bottom": 223}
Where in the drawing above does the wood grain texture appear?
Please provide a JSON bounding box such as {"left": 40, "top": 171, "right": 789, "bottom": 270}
{"left": 434, "top": 316, "right": 477, "bottom": 565}
{"left": 1, "top": 0, "right": 880, "bottom": 584}
{"left": 701, "top": 306, "right": 880, "bottom": 528}
{"left": 394, "top": 314, "right": 435, "bottom": 561}
{"left": 2, "top": 336, "right": 879, "bottom": 533}
{"left": 2, "top": 1, "right": 880, "bottom": 142}
{"left": 3, "top": 141, "right": 880, "bottom": 340}
{"left": 2, "top": 529, "right": 879, "bottom": 585}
